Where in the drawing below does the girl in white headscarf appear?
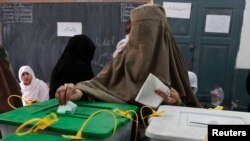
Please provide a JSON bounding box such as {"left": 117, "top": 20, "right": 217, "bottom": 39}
{"left": 18, "top": 65, "right": 49, "bottom": 106}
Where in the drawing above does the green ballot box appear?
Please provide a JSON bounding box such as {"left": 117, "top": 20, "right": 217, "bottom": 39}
{"left": 0, "top": 99, "right": 138, "bottom": 141}
{"left": 0, "top": 133, "right": 69, "bottom": 141}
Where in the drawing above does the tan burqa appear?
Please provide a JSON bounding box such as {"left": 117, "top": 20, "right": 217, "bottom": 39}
{"left": 76, "top": 4, "right": 200, "bottom": 107}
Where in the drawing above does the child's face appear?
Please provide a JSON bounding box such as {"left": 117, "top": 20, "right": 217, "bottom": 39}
{"left": 21, "top": 72, "right": 32, "bottom": 85}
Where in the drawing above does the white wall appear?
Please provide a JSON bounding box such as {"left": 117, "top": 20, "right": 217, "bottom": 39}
{"left": 236, "top": 0, "right": 250, "bottom": 69}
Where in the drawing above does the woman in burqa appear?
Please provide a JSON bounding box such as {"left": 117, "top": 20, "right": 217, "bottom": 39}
{"left": 246, "top": 71, "right": 250, "bottom": 111}
{"left": 0, "top": 45, "right": 22, "bottom": 113}
{"left": 246, "top": 71, "right": 250, "bottom": 95}
{"left": 55, "top": 4, "right": 201, "bottom": 108}
{"left": 49, "top": 34, "right": 96, "bottom": 98}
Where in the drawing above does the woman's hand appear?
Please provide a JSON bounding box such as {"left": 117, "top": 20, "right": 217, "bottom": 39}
{"left": 155, "top": 88, "right": 182, "bottom": 105}
{"left": 55, "top": 83, "right": 83, "bottom": 105}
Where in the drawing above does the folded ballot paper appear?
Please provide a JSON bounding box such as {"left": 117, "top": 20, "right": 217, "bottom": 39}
{"left": 57, "top": 101, "right": 78, "bottom": 114}
{"left": 135, "top": 73, "right": 170, "bottom": 109}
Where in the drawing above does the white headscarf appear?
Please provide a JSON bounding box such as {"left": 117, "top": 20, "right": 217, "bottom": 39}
{"left": 112, "top": 35, "right": 129, "bottom": 59}
{"left": 18, "top": 65, "right": 49, "bottom": 105}
{"left": 188, "top": 71, "right": 198, "bottom": 94}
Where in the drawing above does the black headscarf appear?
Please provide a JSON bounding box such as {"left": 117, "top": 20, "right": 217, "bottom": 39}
{"left": 49, "top": 34, "right": 96, "bottom": 98}
{"left": 246, "top": 71, "right": 250, "bottom": 95}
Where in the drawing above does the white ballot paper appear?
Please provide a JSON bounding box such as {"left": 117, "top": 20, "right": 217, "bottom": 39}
{"left": 57, "top": 101, "right": 78, "bottom": 114}
{"left": 135, "top": 73, "right": 170, "bottom": 108}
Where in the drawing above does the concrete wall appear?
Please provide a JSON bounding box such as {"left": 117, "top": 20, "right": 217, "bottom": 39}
{"left": 236, "top": 0, "right": 250, "bottom": 69}
{"left": 231, "top": 0, "right": 250, "bottom": 112}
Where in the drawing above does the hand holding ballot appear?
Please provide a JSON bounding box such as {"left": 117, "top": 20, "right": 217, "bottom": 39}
{"left": 57, "top": 100, "right": 78, "bottom": 114}
{"left": 135, "top": 73, "right": 182, "bottom": 108}
{"left": 155, "top": 88, "right": 182, "bottom": 106}
{"left": 55, "top": 83, "right": 83, "bottom": 105}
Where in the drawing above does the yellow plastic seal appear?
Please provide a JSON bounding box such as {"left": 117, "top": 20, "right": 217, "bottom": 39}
{"left": 113, "top": 108, "right": 139, "bottom": 141}
{"left": 204, "top": 105, "right": 224, "bottom": 141}
{"left": 16, "top": 113, "right": 58, "bottom": 136}
{"left": 62, "top": 110, "right": 117, "bottom": 140}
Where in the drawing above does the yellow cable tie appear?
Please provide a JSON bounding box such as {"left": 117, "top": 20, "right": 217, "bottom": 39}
{"left": 214, "top": 105, "right": 224, "bottom": 110}
{"left": 149, "top": 110, "right": 164, "bottom": 118}
{"left": 204, "top": 105, "right": 224, "bottom": 140}
{"left": 203, "top": 133, "right": 208, "bottom": 141}
{"left": 32, "top": 113, "right": 59, "bottom": 132}
{"left": 125, "top": 109, "right": 139, "bottom": 141}
{"left": 62, "top": 110, "right": 117, "bottom": 140}
{"left": 15, "top": 113, "right": 58, "bottom": 136}
{"left": 113, "top": 108, "right": 133, "bottom": 121}
{"left": 7, "top": 95, "right": 22, "bottom": 109}
{"left": 140, "top": 106, "right": 164, "bottom": 128}
{"left": 113, "top": 108, "right": 139, "bottom": 141}
{"left": 208, "top": 105, "right": 224, "bottom": 110}
{"left": 15, "top": 118, "right": 40, "bottom": 136}
{"left": 24, "top": 99, "right": 36, "bottom": 106}
{"left": 8, "top": 94, "right": 36, "bottom": 109}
